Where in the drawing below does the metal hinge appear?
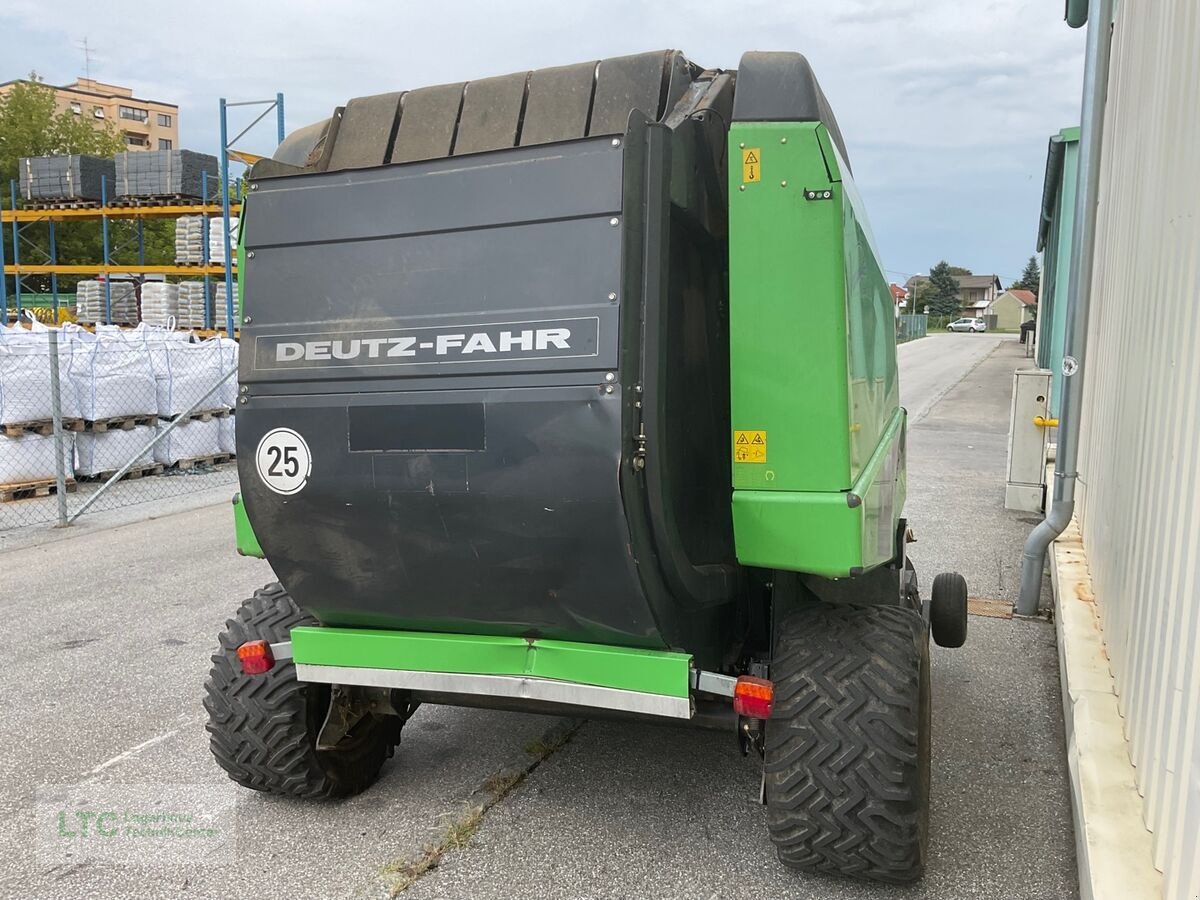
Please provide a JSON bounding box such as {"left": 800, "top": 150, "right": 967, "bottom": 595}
{"left": 633, "top": 384, "right": 647, "bottom": 470}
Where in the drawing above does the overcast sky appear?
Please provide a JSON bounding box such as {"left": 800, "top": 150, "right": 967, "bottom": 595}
{"left": 2, "top": 0, "right": 1085, "bottom": 284}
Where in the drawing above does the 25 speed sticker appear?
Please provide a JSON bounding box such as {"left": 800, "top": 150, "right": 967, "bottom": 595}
{"left": 255, "top": 427, "right": 312, "bottom": 495}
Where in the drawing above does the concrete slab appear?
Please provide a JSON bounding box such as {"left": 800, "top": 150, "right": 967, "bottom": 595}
{"left": 1051, "top": 520, "right": 1160, "bottom": 900}
{"left": 905, "top": 338, "right": 1051, "bottom": 609}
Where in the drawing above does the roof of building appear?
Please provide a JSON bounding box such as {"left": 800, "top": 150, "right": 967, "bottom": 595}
{"left": 1003, "top": 289, "right": 1038, "bottom": 305}
{"left": 0, "top": 78, "right": 177, "bottom": 109}
{"left": 905, "top": 273, "right": 1001, "bottom": 290}
{"left": 889, "top": 283, "right": 907, "bottom": 301}
{"left": 1038, "top": 126, "right": 1081, "bottom": 252}
{"left": 956, "top": 274, "right": 1003, "bottom": 289}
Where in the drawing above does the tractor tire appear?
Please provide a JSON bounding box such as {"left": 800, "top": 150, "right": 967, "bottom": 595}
{"left": 764, "top": 603, "right": 931, "bottom": 884}
{"left": 203, "top": 583, "right": 401, "bottom": 798}
{"left": 930, "top": 572, "right": 969, "bottom": 648}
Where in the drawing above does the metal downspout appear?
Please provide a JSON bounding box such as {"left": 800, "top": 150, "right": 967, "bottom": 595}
{"left": 1017, "top": 0, "right": 1114, "bottom": 616}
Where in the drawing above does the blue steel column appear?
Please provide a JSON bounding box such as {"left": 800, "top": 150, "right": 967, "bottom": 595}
{"left": 1, "top": 191, "right": 9, "bottom": 318}
{"left": 219, "top": 98, "right": 236, "bottom": 335}
{"left": 137, "top": 218, "right": 145, "bottom": 266}
{"left": 101, "top": 176, "right": 112, "bottom": 324}
{"left": 276, "top": 92, "right": 286, "bottom": 143}
{"left": 202, "top": 170, "right": 212, "bottom": 329}
{"left": 48, "top": 220, "right": 59, "bottom": 315}
{"left": 9, "top": 180, "right": 21, "bottom": 317}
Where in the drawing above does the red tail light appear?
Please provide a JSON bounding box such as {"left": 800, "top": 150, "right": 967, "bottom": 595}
{"left": 733, "top": 675, "right": 774, "bottom": 719}
{"left": 237, "top": 639, "right": 275, "bottom": 675}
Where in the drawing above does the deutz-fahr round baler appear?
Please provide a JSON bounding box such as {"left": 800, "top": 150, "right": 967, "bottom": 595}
{"left": 205, "top": 49, "right": 969, "bottom": 884}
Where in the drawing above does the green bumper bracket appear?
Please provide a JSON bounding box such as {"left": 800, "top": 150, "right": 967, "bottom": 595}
{"left": 290, "top": 627, "right": 692, "bottom": 699}
{"left": 232, "top": 493, "right": 264, "bottom": 558}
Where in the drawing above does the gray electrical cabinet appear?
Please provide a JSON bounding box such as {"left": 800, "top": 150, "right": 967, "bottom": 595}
{"left": 1005, "top": 368, "right": 1052, "bottom": 512}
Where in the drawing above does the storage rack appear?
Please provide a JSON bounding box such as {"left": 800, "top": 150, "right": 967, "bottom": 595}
{"left": 1, "top": 172, "right": 241, "bottom": 331}
{"left": 1, "top": 91, "right": 283, "bottom": 334}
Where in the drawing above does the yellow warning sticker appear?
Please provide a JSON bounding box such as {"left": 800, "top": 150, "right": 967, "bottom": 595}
{"left": 741, "top": 147, "right": 761, "bottom": 183}
{"left": 733, "top": 429, "right": 767, "bottom": 464}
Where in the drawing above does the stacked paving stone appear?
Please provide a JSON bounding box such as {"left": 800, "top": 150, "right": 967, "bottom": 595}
{"left": 114, "top": 150, "right": 219, "bottom": 198}
{"left": 19, "top": 154, "right": 115, "bottom": 202}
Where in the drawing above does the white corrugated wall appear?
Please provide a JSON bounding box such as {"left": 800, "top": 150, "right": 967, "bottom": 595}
{"left": 1074, "top": 1, "right": 1200, "bottom": 896}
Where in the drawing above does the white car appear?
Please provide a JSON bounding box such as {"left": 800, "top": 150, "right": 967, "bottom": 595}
{"left": 947, "top": 317, "right": 987, "bottom": 333}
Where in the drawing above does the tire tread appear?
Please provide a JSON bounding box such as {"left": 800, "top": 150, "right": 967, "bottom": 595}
{"left": 202, "top": 583, "right": 396, "bottom": 798}
{"left": 764, "top": 602, "right": 930, "bottom": 883}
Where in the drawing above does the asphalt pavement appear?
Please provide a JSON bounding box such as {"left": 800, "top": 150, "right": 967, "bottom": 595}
{"left": 0, "top": 332, "right": 1075, "bottom": 899}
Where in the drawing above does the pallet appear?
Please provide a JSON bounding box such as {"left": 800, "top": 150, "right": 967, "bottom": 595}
{"left": 23, "top": 200, "right": 103, "bottom": 211}
{"left": 2, "top": 418, "right": 85, "bottom": 438}
{"left": 84, "top": 415, "right": 157, "bottom": 433}
{"left": 110, "top": 195, "right": 206, "bottom": 208}
{"left": 161, "top": 408, "right": 230, "bottom": 425}
{"left": 79, "top": 462, "right": 165, "bottom": 483}
{"left": 182, "top": 328, "right": 240, "bottom": 338}
{"left": 172, "top": 453, "right": 234, "bottom": 471}
{"left": 0, "top": 478, "right": 77, "bottom": 503}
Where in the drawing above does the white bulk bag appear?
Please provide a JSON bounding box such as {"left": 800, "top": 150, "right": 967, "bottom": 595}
{"left": 0, "top": 431, "right": 74, "bottom": 485}
{"left": 69, "top": 331, "right": 157, "bottom": 421}
{"left": 75, "top": 424, "right": 156, "bottom": 477}
{"left": 0, "top": 323, "right": 81, "bottom": 423}
{"left": 206, "top": 337, "right": 239, "bottom": 408}
{"left": 154, "top": 416, "right": 222, "bottom": 465}
{"left": 217, "top": 414, "right": 236, "bottom": 455}
{"left": 152, "top": 341, "right": 224, "bottom": 417}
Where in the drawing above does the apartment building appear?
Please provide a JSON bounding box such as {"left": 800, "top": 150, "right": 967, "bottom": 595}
{"left": 0, "top": 76, "right": 179, "bottom": 151}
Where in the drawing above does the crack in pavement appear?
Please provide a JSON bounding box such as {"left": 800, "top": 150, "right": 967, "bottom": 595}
{"left": 383, "top": 717, "right": 584, "bottom": 896}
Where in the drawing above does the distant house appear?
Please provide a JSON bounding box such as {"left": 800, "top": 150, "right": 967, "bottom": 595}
{"left": 889, "top": 282, "right": 908, "bottom": 310}
{"left": 989, "top": 289, "right": 1037, "bottom": 330}
{"left": 904, "top": 273, "right": 1003, "bottom": 316}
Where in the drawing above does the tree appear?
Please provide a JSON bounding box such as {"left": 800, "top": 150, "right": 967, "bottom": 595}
{"left": 0, "top": 74, "right": 124, "bottom": 193}
{"left": 926, "top": 261, "right": 962, "bottom": 317}
{"left": 947, "top": 265, "right": 973, "bottom": 276}
{"left": 1, "top": 75, "right": 138, "bottom": 298}
{"left": 913, "top": 280, "right": 937, "bottom": 311}
{"left": 1009, "top": 255, "right": 1042, "bottom": 296}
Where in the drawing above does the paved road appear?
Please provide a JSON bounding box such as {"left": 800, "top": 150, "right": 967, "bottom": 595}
{"left": 899, "top": 332, "right": 1004, "bottom": 424}
{"left": 0, "top": 334, "right": 1074, "bottom": 899}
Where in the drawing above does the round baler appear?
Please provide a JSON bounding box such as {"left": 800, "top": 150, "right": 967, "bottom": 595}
{"left": 204, "top": 49, "right": 968, "bottom": 883}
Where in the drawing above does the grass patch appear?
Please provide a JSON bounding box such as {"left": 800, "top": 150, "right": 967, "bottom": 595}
{"left": 385, "top": 720, "right": 583, "bottom": 895}
{"left": 523, "top": 726, "right": 573, "bottom": 758}
{"left": 482, "top": 770, "right": 522, "bottom": 798}
{"left": 385, "top": 809, "right": 484, "bottom": 895}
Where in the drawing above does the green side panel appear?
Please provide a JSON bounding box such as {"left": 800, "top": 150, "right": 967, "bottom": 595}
{"left": 728, "top": 121, "right": 850, "bottom": 492}
{"left": 732, "top": 407, "right": 906, "bottom": 576}
{"left": 728, "top": 121, "right": 902, "bottom": 575}
{"left": 732, "top": 490, "right": 863, "bottom": 576}
{"left": 232, "top": 493, "right": 264, "bottom": 558}
{"left": 290, "top": 627, "right": 693, "bottom": 699}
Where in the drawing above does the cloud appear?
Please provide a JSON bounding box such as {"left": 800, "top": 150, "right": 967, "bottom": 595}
{"left": 0, "top": 0, "right": 1085, "bottom": 278}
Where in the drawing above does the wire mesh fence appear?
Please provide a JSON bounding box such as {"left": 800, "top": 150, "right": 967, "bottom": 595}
{"left": 0, "top": 318, "right": 239, "bottom": 531}
{"left": 896, "top": 313, "right": 928, "bottom": 344}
